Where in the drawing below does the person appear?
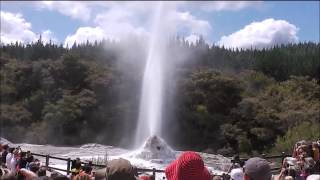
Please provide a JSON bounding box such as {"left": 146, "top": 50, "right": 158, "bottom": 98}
{"left": 17, "top": 168, "right": 38, "bottom": 180}
{"left": 165, "top": 151, "right": 211, "bottom": 180}
{"left": 94, "top": 158, "right": 139, "bottom": 180}
{"left": 312, "top": 142, "right": 320, "bottom": 161}
{"left": 26, "top": 151, "right": 34, "bottom": 163}
{"left": 28, "top": 162, "right": 40, "bottom": 175}
{"left": 243, "top": 157, "right": 272, "bottom": 180}
{"left": 0, "top": 167, "right": 10, "bottom": 177}
{"left": 1, "top": 172, "right": 17, "bottom": 180}
{"left": 18, "top": 151, "right": 28, "bottom": 169}
{"left": 74, "top": 172, "right": 92, "bottom": 180}
{"left": 74, "top": 164, "right": 94, "bottom": 180}
{"left": 37, "top": 166, "right": 47, "bottom": 177}
{"left": 8, "top": 149, "right": 18, "bottom": 174}
{"left": 1, "top": 144, "right": 9, "bottom": 166}
{"left": 5, "top": 148, "right": 14, "bottom": 168}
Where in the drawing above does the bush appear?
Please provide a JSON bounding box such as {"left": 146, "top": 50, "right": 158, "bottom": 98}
{"left": 271, "top": 121, "right": 320, "bottom": 154}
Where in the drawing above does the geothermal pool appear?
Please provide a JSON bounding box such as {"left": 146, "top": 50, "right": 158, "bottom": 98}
{"left": 1, "top": 137, "right": 232, "bottom": 179}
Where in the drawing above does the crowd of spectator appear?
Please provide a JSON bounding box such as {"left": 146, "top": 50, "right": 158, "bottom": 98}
{"left": 1, "top": 140, "right": 319, "bottom": 180}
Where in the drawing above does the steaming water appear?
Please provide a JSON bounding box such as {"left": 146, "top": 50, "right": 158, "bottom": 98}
{"left": 135, "top": 1, "right": 167, "bottom": 147}
{"left": 1, "top": 137, "right": 232, "bottom": 180}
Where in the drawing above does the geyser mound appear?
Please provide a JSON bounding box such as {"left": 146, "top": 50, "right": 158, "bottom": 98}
{"left": 130, "top": 136, "right": 176, "bottom": 163}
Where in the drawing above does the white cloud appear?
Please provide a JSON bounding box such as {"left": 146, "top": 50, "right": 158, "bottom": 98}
{"left": 217, "top": 18, "right": 299, "bottom": 49}
{"left": 180, "top": 1, "right": 263, "bottom": 12}
{"left": 94, "top": 7, "right": 149, "bottom": 39}
{"left": 185, "top": 34, "right": 200, "bottom": 45}
{"left": 64, "top": 26, "right": 115, "bottom": 47}
{"left": 26, "top": 1, "right": 265, "bottom": 45}
{"left": 170, "top": 11, "right": 212, "bottom": 36}
{"left": 0, "top": 11, "right": 57, "bottom": 45}
{"left": 41, "top": 30, "right": 58, "bottom": 44}
{"left": 64, "top": 2, "right": 212, "bottom": 46}
{"left": 200, "top": 1, "right": 262, "bottom": 12}
{"left": 35, "top": 1, "right": 92, "bottom": 21}
{"left": 1, "top": 11, "right": 37, "bottom": 44}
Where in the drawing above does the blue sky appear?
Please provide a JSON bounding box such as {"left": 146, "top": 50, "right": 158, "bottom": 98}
{"left": 1, "top": 1, "right": 319, "bottom": 49}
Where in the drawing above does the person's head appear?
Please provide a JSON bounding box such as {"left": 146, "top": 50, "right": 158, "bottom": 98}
{"left": 27, "top": 151, "right": 31, "bottom": 156}
{"left": 94, "top": 158, "right": 138, "bottom": 180}
{"left": 20, "top": 151, "right": 26, "bottom": 158}
{"left": 284, "top": 176, "right": 294, "bottom": 180}
{"left": 9, "top": 147, "right": 14, "bottom": 153}
{"left": 212, "top": 176, "right": 222, "bottom": 180}
{"left": 165, "top": 151, "right": 211, "bottom": 180}
{"left": 230, "top": 168, "right": 244, "bottom": 180}
{"left": 37, "top": 166, "right": 47, "bottom": 177}
{"left": 243, "top": 157, "right": 272, "bottom": 180}
{"left": 306, "top": 174, "right": 320, "bottom": 180}
{"left": 52, "top": 175, "right": 69, "bottom": 180}
{"left": 29, "top": 162, "right": 40, "bottom": 173}
{"left": 36, "top": 176, "right": 51, "bottom": 180}
{"left": 83, "top": 165, "right": 92, "bottom": 174}
{"left": 1, "top": 172, "right": 17, "bottom": 180}
{"left": 74, "top": 173, "right": 92, "bottom": 180}
{"left": 3, "top": 144, "right": 9, "bottom": 151}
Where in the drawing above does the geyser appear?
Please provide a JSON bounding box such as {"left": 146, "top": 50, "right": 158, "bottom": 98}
{"left": 134, "top": 1, "right": 168, "bottom": 147}
{"left": 132, "top": 136, "right": 176, "bottom": 161}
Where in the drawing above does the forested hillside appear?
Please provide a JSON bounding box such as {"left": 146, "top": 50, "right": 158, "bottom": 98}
{"left": 1, "top": 36, "right": 319, "bottom": 156}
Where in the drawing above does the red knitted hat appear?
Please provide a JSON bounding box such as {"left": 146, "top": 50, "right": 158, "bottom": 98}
{"left": 165, "top": 151, "right": 211, "bottom": 180}
{"left": 140, "top": 175, "right": 151, "bottom": 180}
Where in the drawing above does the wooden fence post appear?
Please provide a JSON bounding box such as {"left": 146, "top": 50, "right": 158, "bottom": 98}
{"left": 45, "top": 155, "right": 49, "bottom": 168}
{"left": 152, "top": 168, "right": 156, "bottom": 178}
{"left": 67, "top": 158, "right": 71, "bottom": 175}
{"left": 281, "top": 152, "right": 286, "bottom": 163}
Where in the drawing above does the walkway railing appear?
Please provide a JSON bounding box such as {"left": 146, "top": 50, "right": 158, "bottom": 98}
{"left": 30, "top": 152, "right": 164, "bottom": 177}
{"left": 29, "top": 152, "right": 290, "bottom": 178}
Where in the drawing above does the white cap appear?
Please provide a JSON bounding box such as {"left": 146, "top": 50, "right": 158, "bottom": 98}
{"left": 306, "top": 175, "right": 320, "bottom": 180}
{"left": 230, "top": 168, "right": 244, "bottom": 180}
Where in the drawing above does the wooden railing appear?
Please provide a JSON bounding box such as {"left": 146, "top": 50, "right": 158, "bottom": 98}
{"left": 29, "top": 151, "right": 290, "bottom": 178}
{"left": 30, "top": 152, "right": 164, "bottom": 177}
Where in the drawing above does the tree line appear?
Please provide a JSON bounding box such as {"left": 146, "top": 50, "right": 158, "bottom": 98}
{"left": 0, "top": 37, "right": 319, "bottom": 156}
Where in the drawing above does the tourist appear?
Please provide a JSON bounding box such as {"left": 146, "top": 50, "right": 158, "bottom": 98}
{"left": 82, "top": 163, "right": 92, "bottom": 175}
{"left": 26, "top": 151, "right": 34, "bottom": 164}
{"left": 17, "top": 151, "right": 28, "bottom": 169}
{"left": 8, "top": 149, "right": 18, "bottom": 174}
{"left": 5, "top": 147, "right": 14, "bottom": 168}
{"left": 37, "top": 166, "right": 47, "bottom": 177}
{"left": 212, "top": 175, "right": 222, "bottom": 180}
{"left": 1, "top": 144, "right": 9, "bottom": 166}
{"left": 243, "top": 157, "right": 272, "bottom": 180}
{"left": 164, "top": 151, "right": 211, "bottom": 180}
{"left": 28, "top": 162, "right": 40, "bottom": 175}
{"left": 74, "top": 171, "right": 92, "bottom": 180}
{"left": 17, "top": 168, "right": 38, "bottom": 180}
{"left": 1, "top": 172, "right": 17, "bottom": 180}
{"left": 71, "top": 158, "right": 82, "bottom": 172}
{"left": 94, "top": 158, "right": 139, "bottom": 180}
